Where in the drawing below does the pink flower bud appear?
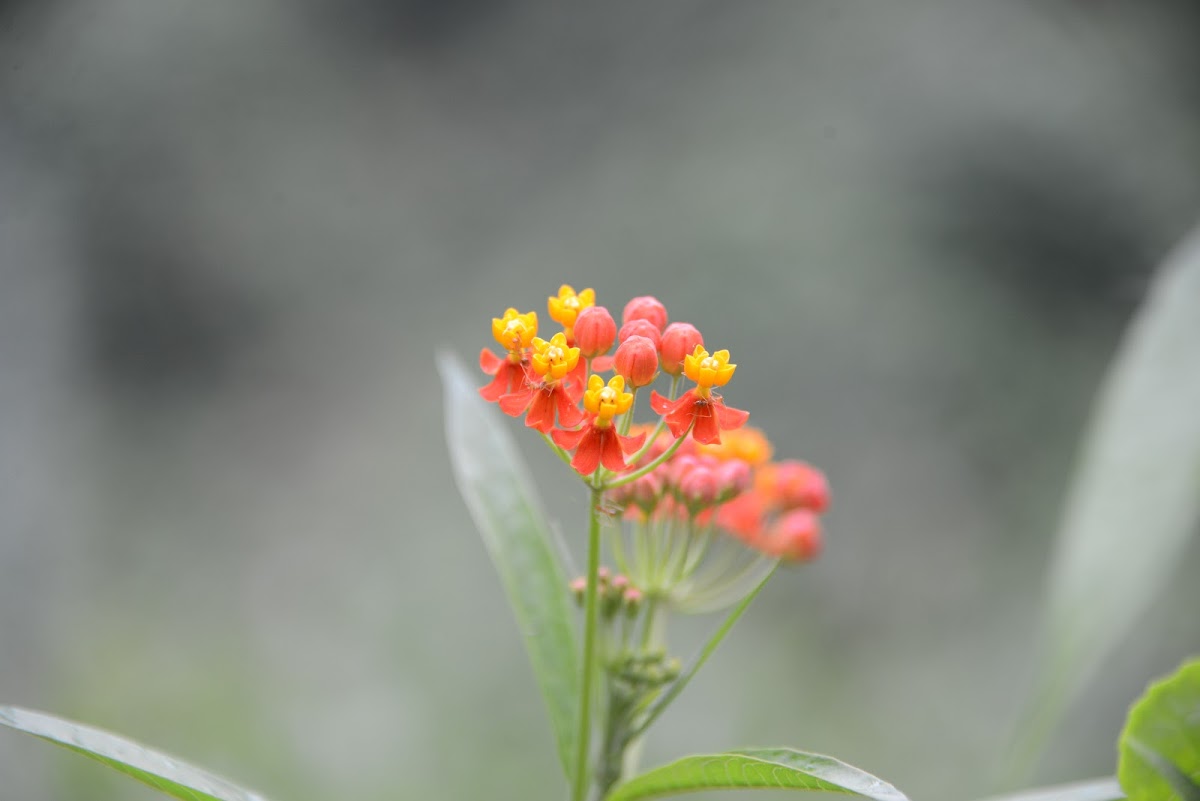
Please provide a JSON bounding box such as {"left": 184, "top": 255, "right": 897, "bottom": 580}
{"left": 715, "top": 459, "right": 752, "bottom": 500}
{"left": 765, "top": 460, "right": 831, "bottom": 513}
{"left": 664, "top": 453, "right": 701, "bottom": 488}
{"left": 678, "top": 464, "right": 720, "bottom": 511}
{"left": 659, "top": 323, "right": 703, "bottom": 376}
{"left": 613, "top": 335, "right": 659, "bottom": 388}
{"left": 574, "top": 305, "right": 617, "bottom": 358}
{"left": 769, "top": 509, "right": 822, "bottom": 562}
{"left": 717, "top": 490, "right": 766, "bottom": 541}
{"left": 623, "top": 587, "right": 643, "bottom": 615}
{"left": 622, "top": 295, "right": 668, "bottom": 332}
{"left": 629, "top": 472, "right": 663, "bottom": 513}
{"left": 618, "top": 319, "right": 662, "bottom": 350}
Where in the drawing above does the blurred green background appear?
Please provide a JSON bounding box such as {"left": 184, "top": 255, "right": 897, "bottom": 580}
{"left": 2, "top": 2, "right": 1199, "bottom": 800}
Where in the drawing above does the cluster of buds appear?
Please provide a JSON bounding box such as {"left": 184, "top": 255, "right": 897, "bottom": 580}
{"left": 608, "top": 650, "right": 681, "bottom": 697}
{"left": 479, "top": 286, "right": 830, "bottom": 568}
{"left": 569, "top": 568, "right": 643, "bottom": 620}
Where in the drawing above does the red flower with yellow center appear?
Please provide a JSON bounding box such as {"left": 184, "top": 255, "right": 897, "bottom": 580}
{"left": 499, "top": 333, "right": 585, "bottom": 432}
{"left": 479, "top": 308, "right": 538, "bottom": 402}
{"left": 547, "top": 284, "right": 595, "bottom": 339}
{"left": 650, "top": 345, "right": 749, "bottom": 444}
{"left": 552, "top": 375, "right": 646, "bottom": 475}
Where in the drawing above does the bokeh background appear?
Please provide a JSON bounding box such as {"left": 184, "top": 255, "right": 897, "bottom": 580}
{"left": 2, "top": 2, "right": 1199, "bottom": 800}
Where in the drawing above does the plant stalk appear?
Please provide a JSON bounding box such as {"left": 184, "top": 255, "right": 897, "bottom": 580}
{"left": 572, "top": 488, "right": 605, "bottom": 801}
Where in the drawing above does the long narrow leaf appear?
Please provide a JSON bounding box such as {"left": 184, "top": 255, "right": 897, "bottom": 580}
{"left": 605, "top": 748, "right": 908, "bottom": 801}
{"left": 437, "top": 350, "right": 580, "bottom": 778}
{"left": 1015, "top": 228, "right": 1200, "bottom": 768}
{"left": 0, "top": 706, "right": 266, "bottom": 801}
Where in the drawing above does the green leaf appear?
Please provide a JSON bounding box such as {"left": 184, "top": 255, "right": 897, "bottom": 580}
{"left": 1016, "top": 230, "right": 1200, "bottom": 766}
{"left": 604, "top": 748, "right": 908, "bottom": 801}
{"left": 973, "top": 777, "right": 1124, "bottom": 801}
{"left": 437, "top": 350, "right": 580, "bottom": 778}
{"left": 1118, "top": 659, "right": 1200, "bottom": 801}
{"left": 0, "top": 706, "right": 267, "bottom": 801}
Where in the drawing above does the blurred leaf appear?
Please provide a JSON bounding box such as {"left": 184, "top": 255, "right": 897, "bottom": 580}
{"left": 1016, "top": 229, "right": 1200, "bottom": 767}
{"left": 974, "top": 777, "right": 1124, "bottom": 801}
{"left": 0, "top": 706, "right": 267, "bottom": 801}
{"left": 1118, "top": 659, "right": 1200, "bottom": 801}
{"left": 437, "top": 350, "right": 580, "bottom": 779}
{"left": 604, "top": 748, "right": 908, "bottom": 801}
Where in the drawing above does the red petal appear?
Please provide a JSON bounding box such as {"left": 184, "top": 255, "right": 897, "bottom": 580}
{"left": 649, "top": 389, "right": 675, "bottom": 415}
{"left": 555, "top": 386, "right": 586, "bottom": 428}
{"left": 691, "top": 401, "right": 721, "bottom": 444}
{"left": 565, "top": 358, "right": 588, "bottom": 394}
{"left": 618, "top": 430, "right": 647, "bottom": 455}
{"left": 599, "top": 429, "right": 629, "bottom": 472}
{"left": 552, "top": 425, "right": 588, "bottom": 449}
{"left": 498, "top": 387, "right": 533, "bottom": 417}
{"left": 591, "top": 355, "right": 614, "bottom": 372}
{"left": 662, "top": 393, "right": 699, "bottom": 439}
{"left": 526, "top": 389, "right": 558, "bottom": 432}
{"left": 479, "top": 347, "right": 505, "bottom": 374}
{"left": 713, "top": 396, "right": 749, "bottom": 430}
{"left": 479, "top": 368, "right": 510, "bottom": 402}
{"left": 570, "top": 428, "right": 602, "bottom": 475}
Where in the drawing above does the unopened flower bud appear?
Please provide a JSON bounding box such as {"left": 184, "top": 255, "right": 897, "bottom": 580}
{"left": 715, "top": 459, "right": 752, "bottom": 501}
{"left": 629, "top": 472, "right": 663, "bottom": 514}
{"left": 664, "top": 453, "right": 698, "bottom": 489}
{"left": 622, "top": 295, "right": 668, "bottom": 332}
{"left": 569, "top": 576, "right": 587, "bottom": 605}
{"left": 613, "top": 335, "right": 659, "bottom": 388}
{"left": 574, "top": 305, "right": 617, "bottom": 358}
{"left": 660, "top": 323, "right": 703, "bottom": 376}
{"left": 618, "top": 319, "right": 662, "bottom": 350}
{"left": 678, "top": 464, "right": 720, "bottom": 512}
{"left": 760, "top": 460, "right": 830, "bottom": 513}
{"left": 623, "top": 587, "right": 643, "bottom": 616}
{"left": 770, "top": 509, "right": 822, "bottom": 562}
{"left": 717, "top": 491, "right": 766, "bottom": 541}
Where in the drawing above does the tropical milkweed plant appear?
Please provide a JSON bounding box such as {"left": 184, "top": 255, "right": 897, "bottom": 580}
{"left": 0, "top": 269, "right": 1197, "bottom": 801}
{"left": 442, "top": 288, "right": 902, "bottom": 801}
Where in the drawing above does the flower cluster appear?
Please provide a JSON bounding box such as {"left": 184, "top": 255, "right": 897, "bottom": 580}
{"left": 479, "top": 286, "right": 830, "bottom": 568}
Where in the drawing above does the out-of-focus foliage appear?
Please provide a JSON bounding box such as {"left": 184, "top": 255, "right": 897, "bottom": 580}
{"left": 438, "top": 353, "right": 579, "bottom": 780}
{"left": 0, "top": 707, "right": 267, "bottom": 801}
{"left": 1015, "top": 230, "right": 1200, "bottom": 773}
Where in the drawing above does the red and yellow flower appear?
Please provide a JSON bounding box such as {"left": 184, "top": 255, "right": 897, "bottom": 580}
{"left": 479, "top": 308, "right": 538, "bottom": 402}
{"left": 650, "top": 345, "right": 749, "bottom": 444}
{"left": 552, "top": 375, "right": 646, "bottom": 475}
{"left": 499, "top": 333, "right": 585, "bottom": 432}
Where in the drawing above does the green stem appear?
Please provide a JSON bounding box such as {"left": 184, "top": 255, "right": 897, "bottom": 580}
{"left": 639, "top": 597, "right": 660, "bottom": 650}
{"left": 629, "top": 561, "right": 779, "bottom": 739}
{"left": 572, "top": 489, "right": 605, "bottom": 801}
{"left": 619, "top": 389, "right": 638, "bottom": 437}
{"left": 541, "top": 432, "right": 574, "bottom": 466}
{"left": 604, "top": 425, "right": 691, "bottom": 491}
{"left": 618, "top": 377, "right": 680, "bottom": 468}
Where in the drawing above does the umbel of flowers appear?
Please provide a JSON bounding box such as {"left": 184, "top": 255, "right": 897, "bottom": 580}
{"left": 479, "top": 286, "right": 830, "bottom": 800}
